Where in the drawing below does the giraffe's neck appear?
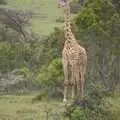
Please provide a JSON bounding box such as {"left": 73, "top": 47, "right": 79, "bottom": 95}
{"left": 64, "top": 3, "right": 76, "bottom": 45}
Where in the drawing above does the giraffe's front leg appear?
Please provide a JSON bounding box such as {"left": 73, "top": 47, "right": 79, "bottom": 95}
{"left": 76, "top": 66, "right": 81, "bottom": 99}
{"left": 80, "top": 66, "right": 86, "bottom": 99}
{"left": 80, "top": 71, "right": 85, "bottom": 99}
{"left": 71, "top": 62, "right": 76, "bottom": 100}
{"left": 62, "top": 56, "right": 69, "bottom": 103}
{"left": 80, "top": 56, "right": 87, "bottom": 99}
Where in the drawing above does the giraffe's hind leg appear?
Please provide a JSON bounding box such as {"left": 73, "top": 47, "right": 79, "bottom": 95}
{"left": 80, "top": 58, "right": 87, "bottom": 99}
{"left": 62, "top": 56, "right": 69, "bottom": 102}
{"left": 71, "top": 62, "right": 76, "bottom": 100}
{"left": 76, "top": 65, "right": 81, "bottom": 99}
{"left": 80, "top": 70, "right": 84, "bottom": 99}
{"left": 71, "top": 61, "right": 81, "bottom": 100}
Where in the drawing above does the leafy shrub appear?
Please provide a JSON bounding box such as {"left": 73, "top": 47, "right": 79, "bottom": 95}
{"left": 35, "top": 58, "right": 63, "bottom": 99}
{"left": 75, "top": 0, "right": 120, "bottom": 92}
{"left": 64, "top": 88, "right": 118, "bottom": 120}
{"left": 36, "top": 58, "right": 63, "bottom": 86}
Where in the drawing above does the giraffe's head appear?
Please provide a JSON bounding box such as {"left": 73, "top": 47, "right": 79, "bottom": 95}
{"left": 57, "top": 0, "right": 68, "bottom": 8}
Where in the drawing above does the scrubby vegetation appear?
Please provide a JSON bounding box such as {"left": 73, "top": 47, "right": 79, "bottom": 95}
{"left": 0, "top": 95, "right": 65, "bottom": 120}
{"left": 64, "top": 88, "right": 120, "bottom": 120}
{"left": 0, "top": 0, "right": 119, "bottom": 119}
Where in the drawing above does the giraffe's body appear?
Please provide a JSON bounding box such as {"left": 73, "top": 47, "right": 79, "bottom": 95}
{"left": 57, "top": 0, "right": 87, "bottom": 102}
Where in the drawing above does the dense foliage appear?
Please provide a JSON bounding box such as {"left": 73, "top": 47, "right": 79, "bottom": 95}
{"left": 75, "top": 0, "right": 120, "bottom": 91}
{"left": 0, "top": 0, "right": 119, "bottom": 96}
{"left": 64, "top": 88, "right": 120, "bottom": 120}
{"left": 0, "top": 0, "right": 120, "bottom": 119}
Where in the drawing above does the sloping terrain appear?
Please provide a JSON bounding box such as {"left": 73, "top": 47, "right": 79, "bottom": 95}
{"left": 0, "top": 95, "right": 120, "bottom": 120}
{"left": 0, "top": 95, "right": 65, "bottom": 120}
{"left": 6, "top": 0, "right": 62, "bottom": 35}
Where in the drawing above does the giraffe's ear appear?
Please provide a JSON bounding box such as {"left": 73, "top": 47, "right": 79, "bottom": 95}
{"left": 57, "top": 0, "right": 67, "bottom": 8}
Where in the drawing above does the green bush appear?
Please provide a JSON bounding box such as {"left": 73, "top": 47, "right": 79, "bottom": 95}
{"left": 75, "top": 0, "right": 120, "bottom": 92}
{"left": 71, "top": 107, "right": 86, "bottom": 120}
{"left": 64, "top": 88, "right": 119, "bottom": 120}
{"left": 35, "top": 58, "right": 63, "bottom": 99}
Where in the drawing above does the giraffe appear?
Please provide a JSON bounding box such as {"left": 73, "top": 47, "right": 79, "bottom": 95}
{"left": 57, "top": 0, "right": 87, "bottom": 102}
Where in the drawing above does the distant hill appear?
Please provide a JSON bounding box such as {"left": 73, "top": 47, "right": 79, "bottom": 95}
{"left": 6, "top": 0, "right": 62, "bottom": 35}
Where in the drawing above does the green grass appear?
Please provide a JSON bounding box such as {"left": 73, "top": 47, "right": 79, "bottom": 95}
{"left": 0, "top": 95, "right": 64, "bottom": 120}
{"left": 0, "top": 94, "right": 120, "bottom": 120}
{"left": 107, "top": 96, "right": 120, "bottom": 119}
{"left": 6, "top": 0, "right": 63, "bottom": 35}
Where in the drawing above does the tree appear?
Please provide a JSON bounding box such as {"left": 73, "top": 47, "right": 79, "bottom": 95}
{"left": 75, "top": 0, "right": 120, "bottom": 91}
{"left": 0, "top": 8, "right": 31, "bottom": 38}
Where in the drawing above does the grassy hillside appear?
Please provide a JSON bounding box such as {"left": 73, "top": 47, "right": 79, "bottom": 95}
{"left": 0, "top": 95, "right": 119, "bottom": 120}
{"left": 0, "top": 95, "right": 64, "bottom": 120}
{"left": 6, "top": 0, "right": 62, "bottom": 35}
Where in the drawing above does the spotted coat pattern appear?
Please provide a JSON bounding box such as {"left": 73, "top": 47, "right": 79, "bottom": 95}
{"left": 58, "top": 0, "right": 87, "bottom": 102}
